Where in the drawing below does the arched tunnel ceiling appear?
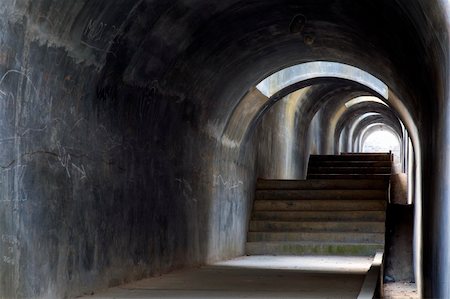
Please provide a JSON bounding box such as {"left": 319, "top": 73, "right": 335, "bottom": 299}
{"left": 345, "top": 96, "right": 387, "bottom": 108}
{"left": 359, "top": 124, "right": 403, "bottom": 161}
{"left": 11, "top": 0, "right": 445, "bottom": 131}
{"left": 81, "top": 0, "right": 445, "bottom": 132}
{"left": 351, "top": 115, "right": 404, "bottom": 148}
{"left": 223, "top": 79, "right": 382, "bottom": 148}
{"left": 222, "top": 62, "right": 410, "bottom": 159}
{"left": 256, "top": 62, "right": 388, "bottom": 99}
{"left": 360, "top": 123, "right": 402, "bottom": 150}
{"left": 334, "top": 102, "right": 402, "bottom": 138}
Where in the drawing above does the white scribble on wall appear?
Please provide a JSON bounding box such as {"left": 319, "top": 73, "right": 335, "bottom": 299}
{"left": 1, "top": 234, "right": 19, "bottom": 265}
{"left": 213, "top": 174, "right": 243, "bottom": 190}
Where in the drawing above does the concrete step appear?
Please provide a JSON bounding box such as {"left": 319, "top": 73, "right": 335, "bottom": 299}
{"left": 256, "top": 179, "right": 389, "bottom": 190}
{"left": 246, "top": 241, "right": 385, "bottom": 256}
{"left": 308, "top": 161, "right": 392, "bottom": 167}
{"left": 249, "top": 220, "right": 385, "bottom": 233}
{"left": 252, "top": 211, "right": 386, "bottom": 222}
{"left": 247, "top": 232, "right": 385, "bottom": 243}
{"left": 255, "top": 189, "right": 387, "bottom": 201}
{"left": 253, "top": 199, "right": 387, "bottom": 211}
{"left": 249, "top": 153, "right": 390, "bottom": 257}
{"left": 308, "top": 167, "right": 391, "bottom": 174}
{"left": 307, "top": 174, "right": 391, "bottom": 180}
{"left": 310, "top": 154, "right": 392, "bottom": 161}
{"left": 341, "top": 152, "right": 391, "bottom": 156}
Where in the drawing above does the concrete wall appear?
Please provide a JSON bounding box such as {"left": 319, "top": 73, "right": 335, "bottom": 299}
{"left": 0, "top": 2, "right": 205, "bottom": 297}
{"left": 256, "top": 90, "right": 313, "bottom": 179}
{"left": 385, "top": 205, "right": 415, "bottom": 283}
{"left": 0, "top": 1, "right": 259, "bottom": 297}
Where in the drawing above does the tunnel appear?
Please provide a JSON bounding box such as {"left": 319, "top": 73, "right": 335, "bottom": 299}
{"left": 0, "top": 1, "right": 449, "bottom": 298}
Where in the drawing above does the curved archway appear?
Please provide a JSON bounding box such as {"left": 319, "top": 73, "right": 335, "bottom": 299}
{"left": 361, "top": 125, "right": 402, "bottom": 159}
{"left": 222, "top": 62, "right": 392, "bottom": 149}
{"left": 353, "top": 118, "right": 403, "bottom": 160}
{"left": 216, "top": 61, "right": 423, "bottom": 293}
{"left": 333, "top": 101, "right": 403, "bottom": 150}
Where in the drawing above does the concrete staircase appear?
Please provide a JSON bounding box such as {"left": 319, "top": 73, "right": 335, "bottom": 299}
{"left": 246, "top": 153, "right": 392, "bottom": 256}
{"left": 307, "top": 153, "right": 392, "bottom": 180}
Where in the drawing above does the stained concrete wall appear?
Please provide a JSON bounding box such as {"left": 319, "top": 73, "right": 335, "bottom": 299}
{"left": 0, "top": 3, "right": 206, "bottom": 298}
{"left": 385, "top": 205, "right": 415, "bottom": 283}
{"left": 0, "top": 2, "right": 258, "bottom": 298}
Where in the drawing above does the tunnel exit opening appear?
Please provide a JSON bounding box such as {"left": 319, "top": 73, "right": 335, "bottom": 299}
{"left": 362, "top": 128, "right": 401, "bottom": 164}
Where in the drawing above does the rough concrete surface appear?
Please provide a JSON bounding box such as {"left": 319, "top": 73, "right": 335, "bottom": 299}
{"left": 390, "top": 174, "right": 408, "bottom": 205}
{"left": 82, "top": 256, "right": 371, "bottom": 299}
{"left": 385, "top": 205, "right": 414, "bottom": 282}
{"left": 384, "top": 282, "right": 418, "bottom": 299}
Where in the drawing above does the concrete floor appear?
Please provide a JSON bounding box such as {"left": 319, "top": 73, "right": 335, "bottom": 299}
{"left": 384, "top": 282, "right": 418, "bottom": 299}
{"left": 83, "top": 256, "right": 372, "bottom": 299}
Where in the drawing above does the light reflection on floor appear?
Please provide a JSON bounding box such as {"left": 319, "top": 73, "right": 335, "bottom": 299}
{"left": 214, "top": 255, "right": 372, "bottom": 273}
{"left": 84, "top": 255, "right": 372, "bottom": 299}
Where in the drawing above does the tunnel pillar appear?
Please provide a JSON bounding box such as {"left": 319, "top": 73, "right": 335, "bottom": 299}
{"left": 318, "top": 111, "right": 336, "bottom": 155}
{"left": 423, "top": 3, "right": 450, "bottom": 297}
{"left": 423, "top": 99, "right": 450, "bottom": 298}
{"left": 339, "top": 126, "right": 351, "bottom": 153}
{"left": 257, "top": 92, "right": 310, "bottom": 179}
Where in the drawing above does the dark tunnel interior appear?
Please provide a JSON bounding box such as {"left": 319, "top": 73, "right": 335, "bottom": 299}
{"left": 0, "top": 1, "right": 449, "bottom": 298}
